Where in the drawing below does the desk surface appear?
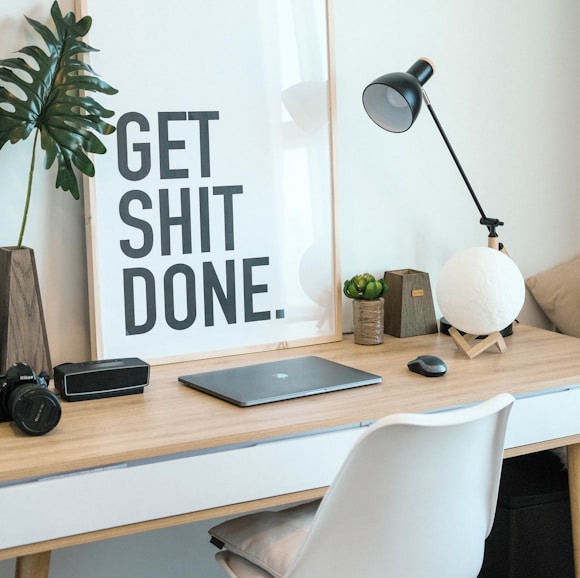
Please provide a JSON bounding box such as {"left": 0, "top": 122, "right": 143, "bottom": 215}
{"left": 2, "top": 324, "right": 580, "bottom": 485}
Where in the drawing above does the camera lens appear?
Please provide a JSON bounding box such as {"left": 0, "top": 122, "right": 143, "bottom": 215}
{"left": 9, "top": 384, "right": 62, "bottom": 436}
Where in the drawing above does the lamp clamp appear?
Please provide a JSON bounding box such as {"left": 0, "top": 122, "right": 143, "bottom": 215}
{"left": 479, "top": 217, "right": 503, "bottom": 237}
{"left": 480, "top": 217, "right": 503, "bottom": 237}
{"left": 480, "top": 217, "right": 505, "bottom": 251}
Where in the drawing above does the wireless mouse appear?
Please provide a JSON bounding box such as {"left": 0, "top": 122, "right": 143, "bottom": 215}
{"left": 407, "top": 355, "right": 447, "bottom": 377}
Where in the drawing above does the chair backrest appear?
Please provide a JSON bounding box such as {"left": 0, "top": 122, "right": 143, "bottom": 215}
{"left": 285, "top": 393, "right": 514, "bottom": 578}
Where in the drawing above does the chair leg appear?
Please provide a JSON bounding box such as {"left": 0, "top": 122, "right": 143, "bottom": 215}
{"left": 15, "top": 552, "right": 51, "bottom": 578}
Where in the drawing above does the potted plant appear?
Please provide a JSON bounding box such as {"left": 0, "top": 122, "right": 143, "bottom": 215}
{"left": 0, "top": 1, "right": 117, "bottom": 373}
{"left": 343, "top": 273, "right": 389, "bottom": 345}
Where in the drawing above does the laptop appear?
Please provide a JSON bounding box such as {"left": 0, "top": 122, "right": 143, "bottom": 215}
{"left": 178, "top": 356, "right": 382, "bottom": 407}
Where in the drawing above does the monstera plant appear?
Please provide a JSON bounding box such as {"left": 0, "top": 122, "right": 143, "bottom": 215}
{"left": 0, "top": 1, "right": 117, "bottom": 374}
{"left": 0, "top": 0, "right": 117, "bottom": 248}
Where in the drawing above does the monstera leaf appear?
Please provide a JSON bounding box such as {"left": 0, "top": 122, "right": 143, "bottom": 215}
{"left": 0, "top": 0, "right": 117, "bottom": 247}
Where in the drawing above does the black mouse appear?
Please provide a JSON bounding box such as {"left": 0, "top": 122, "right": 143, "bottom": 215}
{"left": 407, "top": 355, "right": 447, "bottom": 377}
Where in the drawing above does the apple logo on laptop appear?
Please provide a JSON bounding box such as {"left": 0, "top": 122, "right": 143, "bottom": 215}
{"left": 273, "top": 373, "right": 289, "bottom": 379}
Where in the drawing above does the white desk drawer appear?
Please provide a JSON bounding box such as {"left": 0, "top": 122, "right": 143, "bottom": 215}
{"left": 506, "top": 386, "right": 580, "bottom": 448}
{"left": 0, "top": 426, "right": 365, "bottom": 550}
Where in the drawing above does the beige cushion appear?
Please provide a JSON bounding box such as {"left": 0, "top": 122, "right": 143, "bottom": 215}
{"left": 525, "top": 256, "right": 580, "bottom": 337}
{"left": 209, "top": 500, "right": 320, "bottom": 578}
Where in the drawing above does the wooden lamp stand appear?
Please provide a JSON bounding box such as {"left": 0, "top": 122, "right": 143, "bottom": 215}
{"left": 448, "top": 326, "right": 507, "bottom": 359}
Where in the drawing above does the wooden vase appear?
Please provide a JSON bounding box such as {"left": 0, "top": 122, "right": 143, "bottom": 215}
{"left": 352, "top": 298, "right": 384, "bottom": 345}
{"left": 0, "top": 247, "right": 52, "bottom": 375}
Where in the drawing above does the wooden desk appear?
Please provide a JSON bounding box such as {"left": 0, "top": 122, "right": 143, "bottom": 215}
{"left": 2, "top": 324, "right": 580, "bottom": 577}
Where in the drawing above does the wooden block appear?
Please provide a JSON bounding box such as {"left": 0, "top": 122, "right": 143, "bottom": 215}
{"left": 383, "top": 269, "right": 438, "bottom": 338}
{"left": 0, "top": 247, "right": 52, "bottom": 374}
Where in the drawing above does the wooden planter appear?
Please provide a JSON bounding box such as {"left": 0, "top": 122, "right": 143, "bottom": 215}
{"left": 0, "top": 247, "right": 51, "bottom": 374}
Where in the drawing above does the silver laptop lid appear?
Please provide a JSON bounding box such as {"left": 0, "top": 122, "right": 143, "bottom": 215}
{"left": 178, "top": 356, "right": 382, "bottom": 407}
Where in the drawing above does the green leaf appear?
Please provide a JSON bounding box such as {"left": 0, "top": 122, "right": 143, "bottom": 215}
{"left": 0, "top": 0, "right": 117, "bottom": 244}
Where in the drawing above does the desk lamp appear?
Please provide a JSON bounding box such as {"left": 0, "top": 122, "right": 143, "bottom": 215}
{"left": 362, "top": 58, "right": 525, "bottom": 357}
{"left": 362, "top": 57, "right": 504, "bottom": 251}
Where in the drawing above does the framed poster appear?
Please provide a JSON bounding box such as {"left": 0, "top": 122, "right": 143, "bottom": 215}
{"left": 78, "top": 0, "right": 340, "bottom": 363}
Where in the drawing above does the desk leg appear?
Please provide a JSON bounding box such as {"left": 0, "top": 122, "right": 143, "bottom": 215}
{"left": 568, "top": 443, "right": 580, "bottom": 577}
{"left": 14, "top": 552, "right": 51, "bottom": 578}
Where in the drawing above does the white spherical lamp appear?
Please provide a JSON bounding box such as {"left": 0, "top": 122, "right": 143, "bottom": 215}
{"left": 436, "top": 247, "right": 525, "bottom": 357}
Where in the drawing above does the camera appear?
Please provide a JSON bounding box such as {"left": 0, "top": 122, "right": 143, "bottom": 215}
{"left": 0, "top": 362, "right": 61, "bottom": 436}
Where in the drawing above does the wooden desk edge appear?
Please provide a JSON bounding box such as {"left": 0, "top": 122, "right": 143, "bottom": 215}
{"left": 3, "top": 324, "right": 580, "bottom": 485}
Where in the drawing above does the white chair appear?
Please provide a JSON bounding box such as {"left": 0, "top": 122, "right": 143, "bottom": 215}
{"left": 208, "top": 393, "right": 514, "bottom": 578}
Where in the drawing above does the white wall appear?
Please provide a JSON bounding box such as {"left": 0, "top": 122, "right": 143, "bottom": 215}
{"left": 0, "top": 0, "right": 579, "bottom": 576}
{"left": 335, "top": 0, "right": 580, "bottom": 331}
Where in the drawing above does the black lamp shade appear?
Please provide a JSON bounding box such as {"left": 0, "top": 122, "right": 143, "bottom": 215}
{"left": 361, "top": 57, "right": 504, "bottom": 245}
{"left": 362, "top": 58, "right": 434, "bottom": 133}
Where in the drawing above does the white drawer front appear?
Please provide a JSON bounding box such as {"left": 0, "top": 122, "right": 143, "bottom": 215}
{"left": 0, "top": 426, "right": 364, "bottom": 550}
{"left": 506, "top": 386, "right": 580, "bottom": 448}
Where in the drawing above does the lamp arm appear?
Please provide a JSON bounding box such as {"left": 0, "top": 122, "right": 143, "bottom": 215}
{"left": 421, "top": 90, "right": 504, "bottom": 247}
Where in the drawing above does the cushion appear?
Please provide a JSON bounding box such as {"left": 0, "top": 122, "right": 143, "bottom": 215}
{"left": 208, "top": 500, "right": 320, "bottom": 578}
{"left": 525, "top": 256, "right": 580, "bottom": 338}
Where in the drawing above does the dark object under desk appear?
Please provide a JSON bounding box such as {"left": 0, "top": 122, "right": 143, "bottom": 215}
{"left": 479, "top": 450, "right": 574, "bottom": 578}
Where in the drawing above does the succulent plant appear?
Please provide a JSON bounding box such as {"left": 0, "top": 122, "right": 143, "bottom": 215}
{"left": 343, "top": 273, "right": 389, "bottom": 300}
